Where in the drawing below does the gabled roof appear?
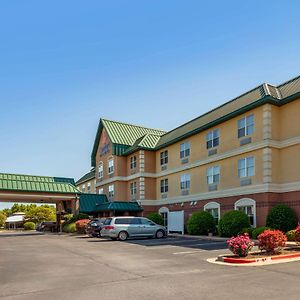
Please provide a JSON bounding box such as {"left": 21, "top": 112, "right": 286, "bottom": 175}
{"left": 91, "top": 118, "right": 166, "bottom": 166}
{"left": 0, "top": 172, "right": 80, "bottom": 194}
{"left": 76, "top": 168, "right": 95, "bottom": 185}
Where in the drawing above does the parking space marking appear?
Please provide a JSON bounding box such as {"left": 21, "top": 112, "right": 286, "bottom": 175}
{"left": 173, "top": 250, "right": 204, "bottom": 255}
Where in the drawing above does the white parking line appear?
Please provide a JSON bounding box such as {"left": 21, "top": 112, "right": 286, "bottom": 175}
{"left": 173, "top": 250, "right": 204, "bottom": 255}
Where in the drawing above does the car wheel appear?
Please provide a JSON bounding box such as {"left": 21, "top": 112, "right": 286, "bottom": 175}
{"left": 118, "top": 231, "right": 128, "bottom": 241}
{"left": 156, "top": 230, "right": 164, "bottom": 239}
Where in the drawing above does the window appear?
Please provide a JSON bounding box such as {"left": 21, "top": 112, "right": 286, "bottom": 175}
{"left": 206, "top": 129, "right": 219, "bottom": 149}
{"left": 108, "top": 158, "right": 114, "bottom": 174}
{"left": 238, "top": 115, "right": 254, "bottom": 138}
{"left": 82, "top": 184, "right": 85, "bottom": 193}
{"left": 130, "top": 156, "right": 137, "bottom": 170}
{"left": 115, "top": 218, "right": 133, "bottom": 225}
{"left": 207, "top": 166, "right": 220, "bottom": 184}
{"left": 160, "top": 179, "right": 168, "bottom": 193}
{"left": 98, "top": 188, "right": 104, "bottom": 194}
{"left": 235, "top": 198, "right": 256, "bottom": 227}
{"left": 238, "top": 157, "right": 255, "bottom": 178}
{"left": 160, "top": 151, "right": 168, "bottom": 165}
{"left": 180, "top": 174, "right": 190, "bottom": 190}
{"left": 180, "top": 142, "right": 190, "bottom": 159}
{"left": 204, "top": 202, "right": 220, "bottom": 224}
{"left": 98, "top": 162, "right": 103, "bottom": 179}
{"left": 108, "top": 184, "right": 114, "bottom": 198}
{"left": 87, "top": 182, "right": 91, "bottom": 193}
{"left": 130, "top": 182, "right": 137, "bottom": 196}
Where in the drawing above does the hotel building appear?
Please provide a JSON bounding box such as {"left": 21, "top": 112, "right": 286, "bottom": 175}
{"left": 82, "top": 75, "right": 300, "bottom": 228}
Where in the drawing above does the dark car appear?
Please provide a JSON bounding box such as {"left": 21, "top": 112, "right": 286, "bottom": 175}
{"left": 86, "top": 218, "right": 106, "bottom": 237}
{"left": 36, "top": 221, "right": 57, "bottom": 232}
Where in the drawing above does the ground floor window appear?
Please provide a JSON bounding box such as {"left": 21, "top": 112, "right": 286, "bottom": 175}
{"left": 204, "top": 202, "right": 220, "bottom": 224}
{"left": 234, "top": 198, "right": 256, "bottom": 227}
{"left": 159, "top": 207, "right": 169, "bottom": 228}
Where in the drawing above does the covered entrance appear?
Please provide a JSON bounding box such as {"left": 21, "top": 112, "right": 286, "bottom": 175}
{"left": 0, "top": 173, "right": 81, "bottom": 231}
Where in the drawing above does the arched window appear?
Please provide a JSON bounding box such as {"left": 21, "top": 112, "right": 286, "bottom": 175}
{"left": 159, "top": 207, "right": 169, "bottom": 228}
{"left": 204, "top": 202, "right": 220, "bottom": 224}
{"left": 234, "top": 198, "right": 256, "bottom": 227}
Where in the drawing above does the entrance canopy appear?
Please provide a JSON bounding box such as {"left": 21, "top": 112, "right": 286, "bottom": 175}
{"left": 79, "top": 193, "right": 143, "bottom": 215}
{"left": 0, "top": 173, "right": 80, "bottom": 213}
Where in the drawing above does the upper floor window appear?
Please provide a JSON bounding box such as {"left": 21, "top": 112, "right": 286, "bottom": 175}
{"left": 180, "top": 174, "right": 190, "bottom": 190}
{"left": 108, "top": 184, "right": 114, "bottom": 198}
{"left": 130, "top": 156, "right": 137, "bottom": 170}
{"left": 238, "top": 157, "right": 255, "bottom": 178}
{"left": 160, "top": 179, "right": 168, "bottom": 193}
{"left": 87, "top": 182, "right": 91, "bottom": 193}
{"left": 207, "top": 166, "right": 220, "bottom": 184}
{"left": 130, "top": 182, "right": 137, "bottom": 196}
{"left": 206, "top": 129, "right": 219, "bottom": 149}
{"left": 238, "top": 114, "right": 254, "bottom": 138}
{"left": 98, "top": 162, "right": 103, "bottom": 179}
{"left": 180, "top": 142, "right": 190, "bottom": 159}
{"left": 82, "top": 184, "right": 85, "bottom": 193}
{"left": 160, "top": 151, "right": 168, "bottom": 165}
{"left": 98, "top": 188, "right": 104, "bottom": 194}
{"left": 108, "top": 158, "right": 114, "bottom": 174}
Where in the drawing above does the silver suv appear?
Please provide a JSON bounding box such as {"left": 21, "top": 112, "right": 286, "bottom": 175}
{"left": 100, "top": 216, "right": 167, "bottom": 241}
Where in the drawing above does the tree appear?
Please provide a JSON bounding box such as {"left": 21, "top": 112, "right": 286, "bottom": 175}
{"left": 0, "top": 211, "right": 6, "bottom": 228}
{"left": 25, "top": 205, "right": 56, "bottom": 224}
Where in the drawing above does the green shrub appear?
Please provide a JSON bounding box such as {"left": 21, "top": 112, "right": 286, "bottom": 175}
{"left": 65, "top": 213, "right": 89, "bottom": 225}
{"left": 286, "top": 229, "right": 297, "bottom": 241}
{"left": 62, "top": 222, "right": 76, "bottom": 233}
{"left": 219, "top": 210, "right": 250, "bottom": 237}
{"left": 187, "top": 211, "right": 215, "bottom": 235}
{"left": 0, "top": 212, "right": 6, "bottom": 228}
{"left": 252, "top": 226, "right": 270, "bottom": 239}
{"left": 23, "top": 222, "right": 35, "bottom": 230}
{"left": 63, "top": 214, "right": 74, "bottom": 223}
{"left": 147, "top": 213, "right": 164, "bottom": 226}
{"left": 266, "top": 204, "right": 297, "bottom": 232}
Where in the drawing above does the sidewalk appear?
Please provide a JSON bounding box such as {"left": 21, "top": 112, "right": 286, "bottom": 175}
{"left": 0, "top": 230, "right": 44, "bottom": 237}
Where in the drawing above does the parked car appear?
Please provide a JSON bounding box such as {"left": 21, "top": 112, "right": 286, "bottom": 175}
{"left": 100, "top": 216, "right": 167, "bottom": 241}
{"left": 86, "top": 218, "right": 106, "bottom": 237}
{"left": 36, "top": 221, "right": 57, "bottom": 232}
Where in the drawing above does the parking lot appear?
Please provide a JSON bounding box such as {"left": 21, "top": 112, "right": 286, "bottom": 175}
{"left": 1, "top": 234, "right": 300, "bottom": 300}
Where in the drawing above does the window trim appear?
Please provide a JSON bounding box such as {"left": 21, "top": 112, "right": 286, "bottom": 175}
{"left": 108, "top": 158, "right": 114, "bottom": 175}
{"left": 238, "top": 156, "right": 255, "bottom": 178}
{"left": 160, "top": 150, "right": 168, "bottom": 166}
{"left": 204, "top": 202, "right": 220, "bottom": 222}
{"left": 98, "top": 162, "right": 103, "bottom": 179}
{"left": 130, "top": 181, "right": 137, "bottom": 196}
{"left": 238, "top": 114, "right": 254, "bottom": 138}
{"left": 206, "top": 129, "right": 219, "bottom": 149}
{"left": 207, "top": 166, "right": 220, "bottom": 185}
{"left": 108, "top": 184, "right": 114, "bottom": 198}
{"left": 180, "top": 173, "right": 191, "bottom": 190}
{"left": 130, "top": 156, "right": 137, "bottom": 170}
{"left": 180, "top": 142, "right": 190, "bottom": 159}
{"left": 234, "top": 198, "right": 256, "bottom": 227}
{"left": 160, "top": 178, "right": 169, "bottom": 194}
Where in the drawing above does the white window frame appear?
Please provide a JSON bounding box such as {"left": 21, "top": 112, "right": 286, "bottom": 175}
{"left": 234, "top": 198, "right": 256, "bottom": 227}
{"left": 130, "top": 156, "right": 137, "bottom": 170}
{"left": 180, "top": 174, "right": 190, "bottom": 190}
{"left": 160, "top": 150, "right": 168, "bottom": 165}
{"left": 160, "top": 179, "right": 168, "bottom": 193}
{"left": 87, "top": 182, "right": 91, "bottom": 193}
{"left": 98, "top": 188, "right": 104, "bottom": 194}
{"left": 238, "top": 157, "right": 255, "bottom": 178}
{"left": 108, "top": 158, "right": 114, "bottom": 174}
{"left": 204, "top": 202, "right": 220, "bottom": 222}
{"left": 98, "top": 162, "right": 103, "bottom": 179}
{"left": 108, "top": 184, "right": 114, "bottom": 198}
{"left": 207, "top": 166, "right": 220, "bottom": 185}
{"left": 206, "top": 129, "right": 219, "bottom": 149}
{"left": 82, "top": 184, "right": 85, "bottom": 193}
{"left": 130, "top": 182, "right": 137, "bottom": 196}
{"left": 238, "top": 114, "right": 254, "bottom": 138}
{"left": 180, "top": 142, "right": 190, "bottom": 159}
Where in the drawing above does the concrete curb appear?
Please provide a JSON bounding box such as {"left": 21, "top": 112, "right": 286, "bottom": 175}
{"left": 0, "top": 231, "right": 44, "bottom": 237}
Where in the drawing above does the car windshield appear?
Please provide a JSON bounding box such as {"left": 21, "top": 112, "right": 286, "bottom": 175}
{"left": 103, "top": 218, "right": 112, "bottom": 225}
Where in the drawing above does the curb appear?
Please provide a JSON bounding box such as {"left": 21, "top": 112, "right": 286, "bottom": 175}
{"left": 218, "top": 252, "right": 300, "bottom": 264}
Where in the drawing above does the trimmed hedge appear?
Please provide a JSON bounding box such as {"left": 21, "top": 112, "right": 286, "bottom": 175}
{"left": 187, "top": 211, "right": 215, "bottom": 235}
{"left": 147, "top": 213, "right": 164, "bottom": 226}
{"left": 252, "top": 226, "right": 270, "bottom": 239}
{"left": 266, "top": 204, "right": 297, "bottom": 232}
{"left": 286, "top": 229, "right": 296, "bottom": 242}
{"left": 62, "top": 222, "right": 76, "bottom": 233}
{"left": 240, "top": 227, "right": 255, "bottom": 238}
{"left": 24, "top": 222, "right": 35, "bottom": 230}
{"left": 219, "top": 210, "right": 250, "bottom": 237}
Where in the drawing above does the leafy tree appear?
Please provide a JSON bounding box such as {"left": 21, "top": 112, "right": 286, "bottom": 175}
{"left": 25, "top": 205, "right": 56, "bottom": 223}
{"left": 2, "top": 208, "right": 11, "bottom": 216}
{"left": 0, "top": 211, "right": 6, "bottom": 228}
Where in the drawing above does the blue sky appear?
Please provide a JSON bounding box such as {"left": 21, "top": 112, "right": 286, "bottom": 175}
{"left": 0, "top": 0, "right": 300, "bottom": 190}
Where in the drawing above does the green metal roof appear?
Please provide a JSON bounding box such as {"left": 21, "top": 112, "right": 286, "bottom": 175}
{"left": 76, "top": 168, "right": 95, "bottom": 185}
{"left": 0, "top": 172, "right": 80, "bottom": 194}
{"left": 91, "top": 119, "right": 166, "bottom": 166}
{"left": 79, "top": 193, "right": 143, "bottom": 213}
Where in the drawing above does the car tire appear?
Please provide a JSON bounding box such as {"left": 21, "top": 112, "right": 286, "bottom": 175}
{"left": 156, "top": 230, "right": 165, "bottom": 239}
{"left": 118, "top": 231, "right": 128, "bottom": 241}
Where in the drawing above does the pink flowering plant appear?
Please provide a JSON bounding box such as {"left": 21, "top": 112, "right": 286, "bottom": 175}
{"left": 227, "top": 233, "right": 254, "bottom": 257}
